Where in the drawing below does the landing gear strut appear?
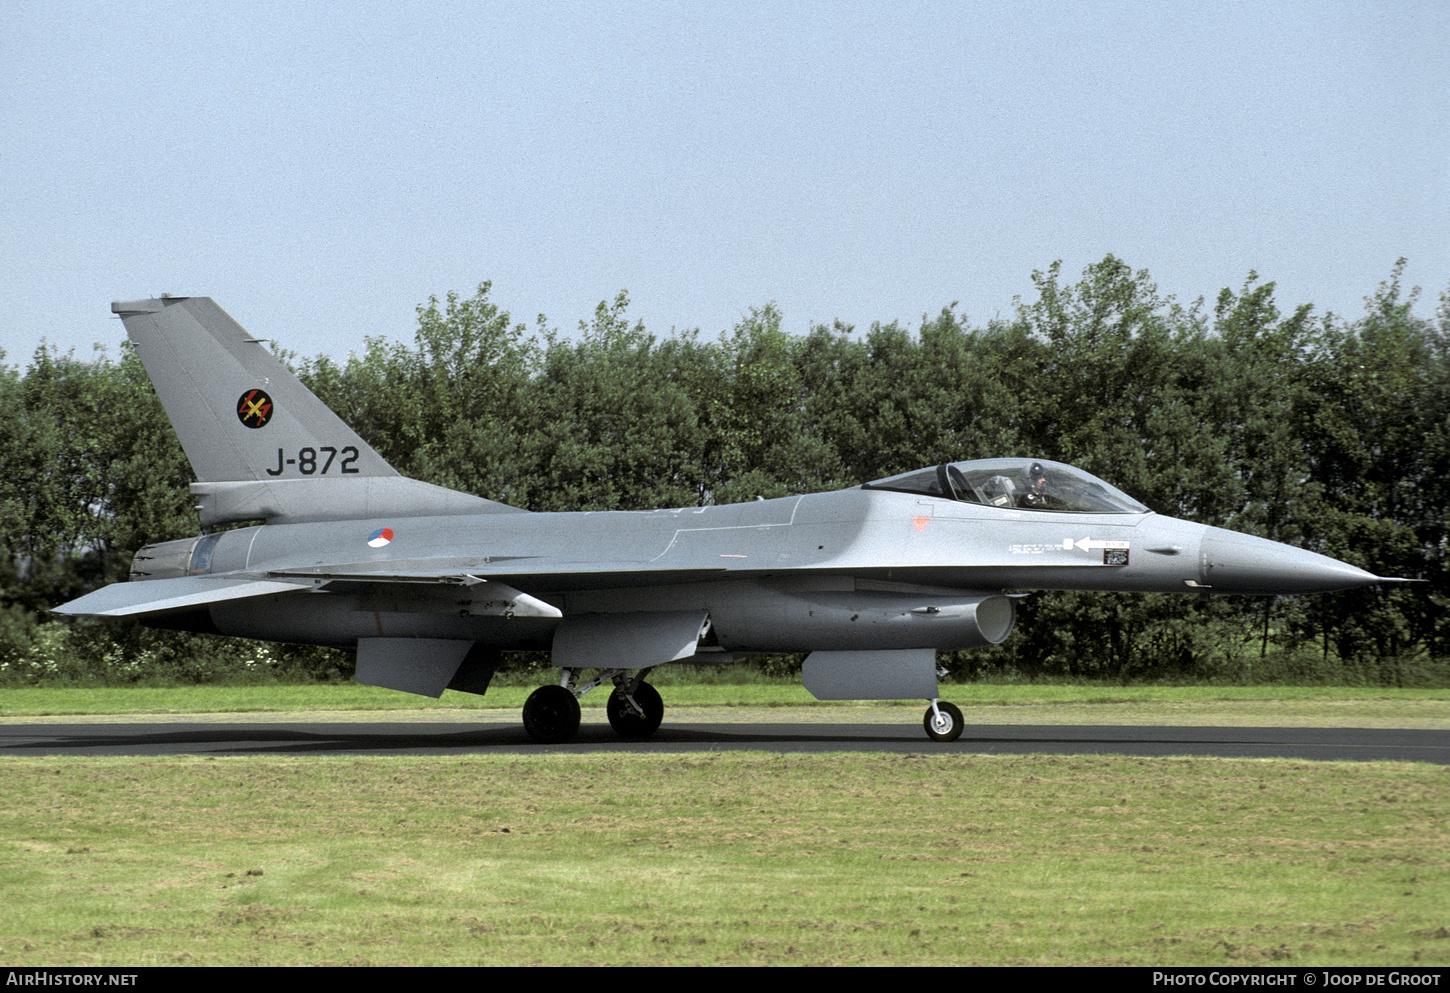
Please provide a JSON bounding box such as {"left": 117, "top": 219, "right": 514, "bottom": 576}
{"left": 923, "top": 700, "right": 964, "bottom": 742}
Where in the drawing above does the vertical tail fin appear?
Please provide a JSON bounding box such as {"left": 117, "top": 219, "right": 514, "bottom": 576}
{"left": 115, "top": 296, "right": 523, "bottom": 525}
{"left": 114, "top": 296, "right": 397, "bottom": 482}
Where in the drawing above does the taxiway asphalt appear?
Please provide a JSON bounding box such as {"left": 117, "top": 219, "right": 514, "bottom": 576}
{"left": 1, "top": 717, "right": 1446, "bottom": 762}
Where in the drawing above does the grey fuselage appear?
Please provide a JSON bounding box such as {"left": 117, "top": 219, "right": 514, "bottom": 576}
{"left": 165, "top": 483, "right": 1367, "bottom": 654}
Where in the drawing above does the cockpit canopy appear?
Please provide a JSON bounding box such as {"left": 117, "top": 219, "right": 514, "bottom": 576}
{"left": 862, "top": 458, "right": 1150, "bottom": 514}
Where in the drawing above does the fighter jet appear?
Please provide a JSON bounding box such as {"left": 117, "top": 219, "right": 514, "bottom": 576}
{"left": 55, "top": 297, "right": 1395, "bottom": 743}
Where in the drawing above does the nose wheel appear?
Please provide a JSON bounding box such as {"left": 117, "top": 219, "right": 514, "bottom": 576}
{"left": 924, "top": 701, "right": 964, "bottom": 742}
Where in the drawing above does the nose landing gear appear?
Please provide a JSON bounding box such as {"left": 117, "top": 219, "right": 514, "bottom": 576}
{"left": 924, "top": 700, "right": 964, "bottom": 742}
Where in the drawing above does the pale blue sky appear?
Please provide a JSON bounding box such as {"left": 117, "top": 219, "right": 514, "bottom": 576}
{"left": 3, "top": 0, "right": 1446, "bottom": 365}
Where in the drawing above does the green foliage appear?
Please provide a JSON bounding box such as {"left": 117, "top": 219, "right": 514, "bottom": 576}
{"left": 1, "top": 342, "right": 193, "bottom": 614}
{"left": 527, "top": 292, "right": 710, "bottom": 510}
{"left": 0, "top": 620, "right": 352, "bottom": 687}
{"left": 8, "top": 259, "right": 1447, "bottom": 685}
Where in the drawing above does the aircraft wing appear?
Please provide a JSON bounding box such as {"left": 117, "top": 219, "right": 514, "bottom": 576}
{"left": 55, "top": 570, "right": 569, "bottom": 621}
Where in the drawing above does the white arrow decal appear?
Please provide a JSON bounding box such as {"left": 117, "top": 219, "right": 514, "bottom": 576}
{"left": 1065, "top": 537, "right": 1130, "bottom": 552}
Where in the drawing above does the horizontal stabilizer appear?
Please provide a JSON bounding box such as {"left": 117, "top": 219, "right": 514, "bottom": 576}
{"left": 54, "top": 577, "right": 313, "bottom": 618}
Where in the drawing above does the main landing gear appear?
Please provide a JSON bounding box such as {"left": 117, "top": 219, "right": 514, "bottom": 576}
{"left": 606, "top": 680, "right": 663, "bottom": 740}
{"left": 522, "top": 668, "right": 664, "bottom": 744}
{"left": 521, "top": 684, "right": 580, "bottom": 744}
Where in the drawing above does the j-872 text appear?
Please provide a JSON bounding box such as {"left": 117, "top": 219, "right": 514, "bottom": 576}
{"left": 264, "top": 446, "right": 360, "bottom": 476}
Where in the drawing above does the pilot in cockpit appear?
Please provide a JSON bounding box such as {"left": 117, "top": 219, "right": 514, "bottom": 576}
{"left": 1020, "top": 462, "right": 1050, "bottom": 508}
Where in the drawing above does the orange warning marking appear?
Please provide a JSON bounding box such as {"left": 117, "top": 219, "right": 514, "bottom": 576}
{"left": 912, "top": 516, "right": 930, "bottom": 532}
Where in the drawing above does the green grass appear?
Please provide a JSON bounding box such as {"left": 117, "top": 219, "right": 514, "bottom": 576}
{"left": 2, "top": 682, "right": 1446, "bottom": 965}
{"left": 1, "top": 753, "right": 1446, "bottom": 966}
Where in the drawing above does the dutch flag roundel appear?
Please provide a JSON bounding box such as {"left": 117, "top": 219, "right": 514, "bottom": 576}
{"left": 367, "top": 527, "right": 394, "bottom": 548}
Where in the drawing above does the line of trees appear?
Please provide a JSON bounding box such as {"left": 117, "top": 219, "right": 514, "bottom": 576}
{"left": 3, "top": 256, "right": 1446, "bottom": 685}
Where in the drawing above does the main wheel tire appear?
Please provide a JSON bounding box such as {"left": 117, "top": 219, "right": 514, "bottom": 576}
{"left": 606, "top": 682, "right": 664, "bottom": 741}
{"left": 523, "top": 684, "right": 581, "bottom": 744}
{"left": 923, "top": 701, "right": 964, "bottom": 743}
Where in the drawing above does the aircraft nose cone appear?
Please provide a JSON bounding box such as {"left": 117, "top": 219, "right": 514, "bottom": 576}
{"left": 1199, "top": 528, "right": 1379, "bottom": 594}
